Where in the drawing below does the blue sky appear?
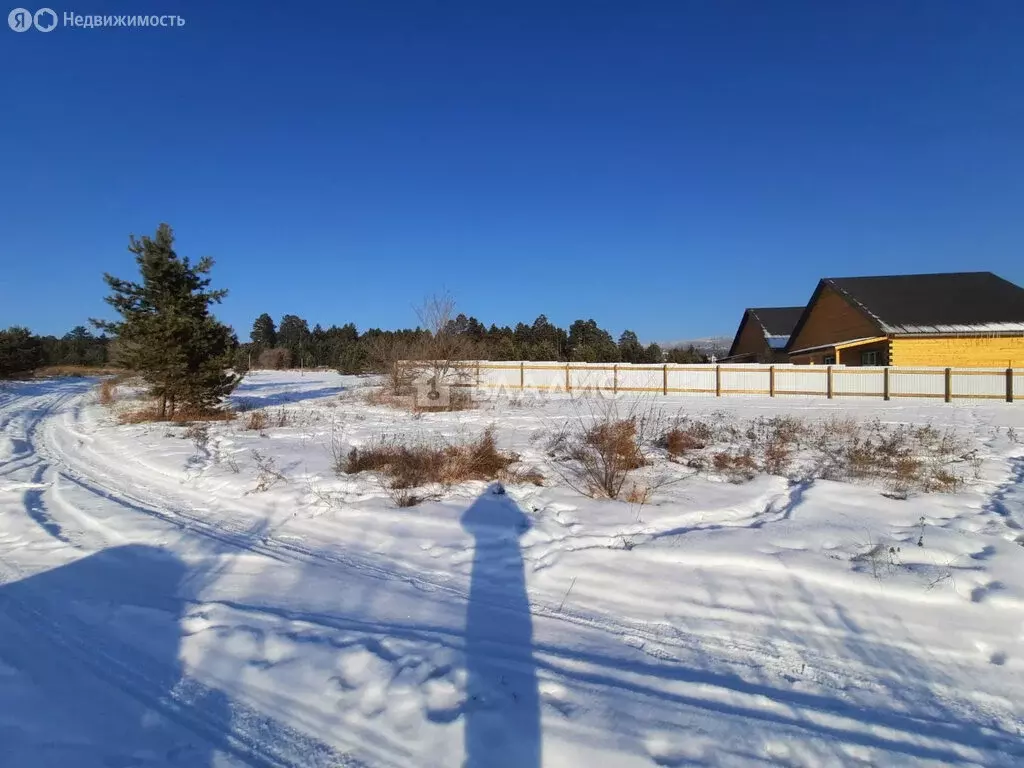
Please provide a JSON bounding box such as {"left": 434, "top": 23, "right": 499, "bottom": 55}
{"left": 1, "top": 1, "right": 1022, "bottom": 343}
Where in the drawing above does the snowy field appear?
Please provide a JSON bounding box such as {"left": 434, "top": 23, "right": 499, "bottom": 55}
{"left": 1, "top": 370, "right": 1023, "bottom": 767}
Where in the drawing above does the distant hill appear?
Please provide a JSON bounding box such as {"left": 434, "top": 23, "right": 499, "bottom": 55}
{"left": 657, "top": 336, "right": 732, "bottom": 357}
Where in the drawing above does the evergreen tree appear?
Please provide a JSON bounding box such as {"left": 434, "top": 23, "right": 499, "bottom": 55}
{"left": 277, "top": 314, "right": 310, "bottom": 367}
{"left": 62, "top": 326, "right": 94, "bottom": 365}
{"left": 618, "top": 330, "right": 645, "bottom": 364}
{"left": 531, "top": 315, "right": 568, "bottom": 360}
{"left": 94, "top": 223, "right": 239, "bottom": 417}
{"left": 643, "top": 342, "right": 664, "bottom": 364}
{"left": 569, "top": 319, "right": 619, "bottom": 362}
{"left": 250, "top": 313, "right": 277, "bottom": 350}
{"left": 665, "top": 344, "right": 708, "bottom": 364}
{"left": 0, "top": 327, "right": 43, "bottom": 378}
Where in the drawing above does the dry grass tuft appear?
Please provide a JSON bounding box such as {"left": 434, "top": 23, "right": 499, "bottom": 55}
{"left": 118, "top": 404, "right": 235, "bottom": 425}
{"left": 245, "top": 410, "right": 268, "bottom": 431}
{"left": 97, "top": 378, "right": 120, "bottom": 405}
{"left": 35, "top": 365, "right": 127, "bottom": 379}
{"left": 242, "top": 408, "right": 291, "bottom": 431}
{"left": 657, "top": 412, "right": 974, "bottom": 495}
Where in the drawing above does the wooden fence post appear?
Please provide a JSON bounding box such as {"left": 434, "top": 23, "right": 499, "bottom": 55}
{"left": 944, "top": 367, "right": 952, "bottom": 403}
{"left": 613, "top": 364, "right": 618, "bottom": 395}
{"left": 715, "top": 365, "right": 721, "bottom": 397}
{"left": 1006, "top": 368, "right": 1013, "bottom": 403}
{"left": 883, "top": 366, "right": 890, "bottom": 401}
{"left": 476, "top": 360, "right": 481, "bottom": 387}
{"left": 826, "top": 365, "right": 833, "bottom": 399}
{"left": 566, "top": 362, "right": 571, "bottom": 392}
{"left": 520, "top": 361, "right": 525, "bottom": 390}
{"left": 768, "top": 365, "right": 775, "bottom": 397}
{"left": 663, "top": 364, "right": 668, "bottom": 396}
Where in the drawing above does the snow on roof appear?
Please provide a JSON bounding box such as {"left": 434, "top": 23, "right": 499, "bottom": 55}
{"left": 824, "top": 272, "right": 1024, "bottom": 334}
{"left": 877, "top": 322, "right": 1024, "bottom": 335}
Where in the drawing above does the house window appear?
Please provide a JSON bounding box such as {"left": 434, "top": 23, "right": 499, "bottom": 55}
{"left": 861, "top": 350, "right": 880, "bottom": 366}
{"left": 823, "top": 355, "right": 836, "bottom": 365}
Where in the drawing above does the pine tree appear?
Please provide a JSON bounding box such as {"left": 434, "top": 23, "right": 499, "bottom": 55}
{"left": 93, "top": 223, "right": 239, "bottom": 418}
{"left": 250, "top": 313, "right": 277, "bottom": 350}
{"left": 0, "top": 327, "right": 43, "bottom": 378}
{"left": 618, "top": 330, "right": 645, "bottom": 364}
{"left": 277, "top": 314, "right": 310, "bottom": 367}
{"left": 643, "top": 342, "right": 664, "bottom": 364}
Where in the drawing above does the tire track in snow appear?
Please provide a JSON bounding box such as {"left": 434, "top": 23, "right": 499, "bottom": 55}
{"left": 0, "top": 555, "right": 369, "bottom": 768}
{"left": 23, "top": 382, "right": 1024, "bottom": 765}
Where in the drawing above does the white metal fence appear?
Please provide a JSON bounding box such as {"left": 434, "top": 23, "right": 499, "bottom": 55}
{"left": 452, "top": 362, "right": 1021, "bottom": 403}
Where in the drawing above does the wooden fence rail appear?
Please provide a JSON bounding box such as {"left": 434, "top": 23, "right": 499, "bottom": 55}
{"left": 441, "top": 361, "right": 1020, "bottom": 403}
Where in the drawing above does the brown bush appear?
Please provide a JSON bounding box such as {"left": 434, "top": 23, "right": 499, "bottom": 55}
{"left": 660, "top": 428, "right": 706, "bottom": 457}
{"left": 711, "top": 450, "right": 758, "bottom": 483}
{"left": 585, "top": 419, "right": 646, "bottom": 471}
{"left": 545, "top": 399, "right": 673, "bottom": 500}
{"left": 342, "top": 428, "right": 533, "bottom": 504}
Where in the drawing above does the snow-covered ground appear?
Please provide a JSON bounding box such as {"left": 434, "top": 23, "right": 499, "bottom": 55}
{"left": 1, "top": 371, "right": 1023, "bottom": 767}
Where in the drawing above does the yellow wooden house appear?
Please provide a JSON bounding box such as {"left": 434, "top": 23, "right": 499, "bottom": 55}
{"left": 786, "top": 272, "right": 1024, "bottom": 367}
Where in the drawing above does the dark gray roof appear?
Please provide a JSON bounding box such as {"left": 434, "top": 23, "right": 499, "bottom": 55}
{"left": 823, "top": 272, "right": 1024, "bottom": 334}
{"left": 727, "top": 306, "right": 804, "bottom": 358}
{"left": 748, "top": 307, "right": 805, "bottom": 338}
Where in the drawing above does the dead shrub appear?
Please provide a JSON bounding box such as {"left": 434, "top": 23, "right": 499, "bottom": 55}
{"left": 365, "top": 336, "right": 419, "bottom": 396}
{"left": 343, "top": 428, "right": 531, "bottom": 505}
{"left": 660, "top": 427, "right": 706, "bottom": 457}
{"left": 98, "top": 378, "right": 119, "bottom": 405}
{"left": 549, "top": 398, "right": 669, "bottom": 500}
{"left": 585, "top": 419, "right": 646, "bottom": 469}
{"left": 185, "top": 422, "right": 210, "bottom": 453}
{"left": 661, "top": 411, "right": 970, "bottom": 495}
{"left": 245, "top": 410, "right": 268, "bottom": 431}
{"left": 711, "top": 450, "right": 757, "bottom": 483}
{"left": 249, "top": 449, "right": 288, "bottom": 493}
{"left": 624, "top": 483, "right": 653, "bottom": 505}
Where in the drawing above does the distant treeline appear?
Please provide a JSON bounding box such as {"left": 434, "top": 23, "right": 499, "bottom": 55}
{"left": 2, "top": 313, "right": 718, "bottom": 380}
{"left": 243, "top": 312, "right": 719, "bottom": 373}
{"left": 0, "top": 326, "right": 111, "bottom": 378}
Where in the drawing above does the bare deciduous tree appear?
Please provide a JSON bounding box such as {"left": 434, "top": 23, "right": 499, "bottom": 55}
{"left": 366, "top": 335, "right": 418, "bottom": 395}
{"left": 410, "top": 293, "right": 477, "bottom": 389}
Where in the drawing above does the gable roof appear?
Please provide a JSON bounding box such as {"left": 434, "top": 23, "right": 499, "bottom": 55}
{"left": 787, "top": 272, "right": 1024, "bottom": 349}
{"left": 727, "top": 306, "right": 804, "bottom": 357}
{"left": 749, "top": 307, "right": 805, "bottom": 341}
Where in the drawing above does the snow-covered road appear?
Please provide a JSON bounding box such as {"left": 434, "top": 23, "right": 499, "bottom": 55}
{"left": 1, "top": 374, "right": 1023, "bottom": 767}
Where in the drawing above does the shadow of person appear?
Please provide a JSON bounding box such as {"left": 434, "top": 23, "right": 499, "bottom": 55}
{"left": 0, "top": 544, "right": 228, "bottom": 767}
{"left": 460, "top": 485, "right": 542, "bottom": 768}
